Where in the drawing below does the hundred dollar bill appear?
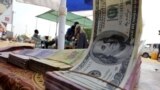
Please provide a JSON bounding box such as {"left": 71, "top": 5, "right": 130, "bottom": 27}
{"left": 53, "top": 0, "right": 142, "bottom": 89}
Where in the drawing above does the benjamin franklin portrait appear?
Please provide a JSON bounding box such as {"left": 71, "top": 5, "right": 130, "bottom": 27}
{"left": 90, "top": 31, "right": 132, "bottom": 65}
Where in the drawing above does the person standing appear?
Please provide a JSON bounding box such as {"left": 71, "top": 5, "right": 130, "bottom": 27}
{"left": 65, "top": 22, "right": 79, "bottom": 42}
{"left": 65, "top": 22, "right": 79, "bottom": 48}
{"left": 74, "top": 25, "right": 88, "bottom": 49}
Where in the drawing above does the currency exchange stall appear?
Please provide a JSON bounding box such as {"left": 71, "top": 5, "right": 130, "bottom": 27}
{"left": 0, "top": 0, "right": 142, "bottom": 90}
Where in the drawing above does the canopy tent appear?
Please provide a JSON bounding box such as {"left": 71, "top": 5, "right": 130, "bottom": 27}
{"left": 53, "top": 0, "right": 93, "bottom": 49}
{"left": 36, "top": 10, "right": 93, "bottom": 28}
{"left": 16, "top": 0, "right": 93, "bottom": 49}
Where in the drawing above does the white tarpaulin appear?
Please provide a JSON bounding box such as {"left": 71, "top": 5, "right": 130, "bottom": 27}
{"left": 0, "top": 0, "right": 12, "bottom": 14}
{"left": 16, "top": 0, "right": 61, "bottom": 11}
{"left": 0, "top": 0, "right": 12, "bottom": 32}
{"left": 0, "top": 5, "right": 12, "bottom": 24}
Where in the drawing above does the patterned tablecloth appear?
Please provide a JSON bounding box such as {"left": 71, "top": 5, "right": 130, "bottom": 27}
{"left": 0, "top": 58, "right": 44, "bottom": 90}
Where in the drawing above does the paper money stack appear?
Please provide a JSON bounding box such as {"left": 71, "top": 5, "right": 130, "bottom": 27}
{"left": 8, "top": 53, "right": 30, "bottom": 69}
{"left": 28, "top": 49, "right": 85, "bottom": 73}
{"left": 45, "top": 0, "right": 142, "bottom": 90}
{"left": 7, "top": 49, "right": 55, "bottom": 69}
{"left": 7, "top": 49, "right": 57, "bottom": 69}
{"left": 6, "top": 48, "right": 85, "bottom": 73}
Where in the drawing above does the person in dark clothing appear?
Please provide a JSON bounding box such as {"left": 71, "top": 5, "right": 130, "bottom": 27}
{"left": 41, "top": 36, "right": 58, "bottom": 49}
{"left": 65, "top": 25, "right": 75, "bottom": 41}
{"left": 41, "top": 36, "right": 49, "bottom": 48}
{"left": 44, "top": 38, "right": 56, "bottom": 49}
{"left": 65, "top": 22, "right": 79, "bottom": 41}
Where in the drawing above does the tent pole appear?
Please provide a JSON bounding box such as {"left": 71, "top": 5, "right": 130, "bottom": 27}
{"left": 55, "top": 11, "right": 59, "bottom": 38}
{"left": 11, "top": 1, "right": 14, "bottom": 33}
{"left": 58, "top": 0, "right": 67, "bottom": 50}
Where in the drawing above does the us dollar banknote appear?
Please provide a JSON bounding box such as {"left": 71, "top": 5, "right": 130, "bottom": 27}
{"left": 54, "top": 0, "right": 142, "bottom": 89}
